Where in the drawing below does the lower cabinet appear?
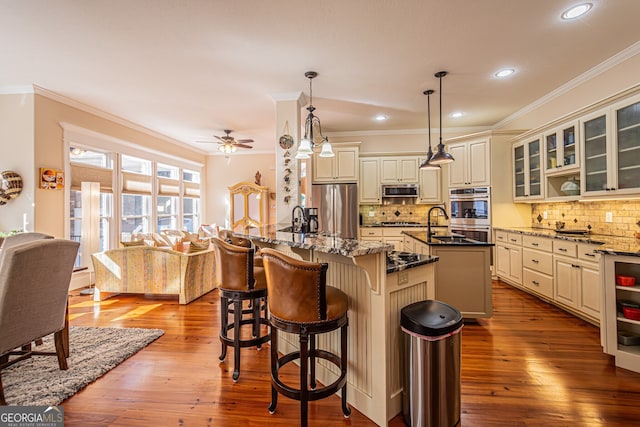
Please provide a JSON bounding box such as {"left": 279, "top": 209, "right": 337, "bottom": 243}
{"left": 495, "top": 231, "right": 523, "bottom": 286}
{"left": 360, "top": 227, "right": 427, "bottom": 252}
{"left": 494, "top": 229, "right": 602, "bottom": 325}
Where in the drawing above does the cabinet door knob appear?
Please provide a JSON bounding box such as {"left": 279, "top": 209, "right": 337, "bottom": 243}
{"left": 532, "top": 259, "right": 539, "bottom": 263}
{"left": 558, "top": 248, "right": 567, "bottom": 252}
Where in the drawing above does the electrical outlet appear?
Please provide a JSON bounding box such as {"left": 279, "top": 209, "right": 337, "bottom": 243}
{"left": 368, "top": 211, "right": 375, "bottom": 217}
{"left": 606, "top": 212, "right": 613, "bottom": 223}
{"left": 543, "top": 211, "right": 548, "bottom": 219}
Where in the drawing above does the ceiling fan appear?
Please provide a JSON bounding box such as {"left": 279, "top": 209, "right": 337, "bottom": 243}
{"left": 197, "top": 130, "right": 254, "bottom": 154}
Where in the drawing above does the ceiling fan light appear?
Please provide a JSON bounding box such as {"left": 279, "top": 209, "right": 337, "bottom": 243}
{"left": 319, "top": 140, "right": 335, "bottom": 157}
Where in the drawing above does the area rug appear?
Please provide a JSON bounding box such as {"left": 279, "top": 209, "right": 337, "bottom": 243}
{"left": 2, "top": 326, "right": 164, "bottom": 406}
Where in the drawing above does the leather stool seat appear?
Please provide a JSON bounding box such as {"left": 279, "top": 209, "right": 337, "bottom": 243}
{"left": 211, "top": 237, "right": 269, "bottom": 382}
{"left": 261, "top": 248, "right": 350, "bottom": 427}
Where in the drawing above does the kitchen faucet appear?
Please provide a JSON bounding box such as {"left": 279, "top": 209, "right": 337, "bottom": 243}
{"left": 427, "top": 205, "right": 449, "bottom": 242}
{"left": 291, "top": 205, "right": 307, "bottom": 233}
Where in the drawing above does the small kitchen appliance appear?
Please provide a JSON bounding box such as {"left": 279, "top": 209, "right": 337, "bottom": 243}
{"left": 305, "top": 207, "right": 319, "bottom": 234}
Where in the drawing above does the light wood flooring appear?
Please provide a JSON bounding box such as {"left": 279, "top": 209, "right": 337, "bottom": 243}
{"left": 62, "top": 281, "right": 640, "bottom": 426}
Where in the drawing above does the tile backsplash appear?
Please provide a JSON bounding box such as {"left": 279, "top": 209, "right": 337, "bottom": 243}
{"left": 359, "top": 203, "right": 446, "bottom": 225}
{"left": 531, "top": 200, "right": 640, "bottom": 237}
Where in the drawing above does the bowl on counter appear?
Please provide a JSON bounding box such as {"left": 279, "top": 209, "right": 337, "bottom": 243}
{"left": 616, "top": 275, "right": 637, "bottom": 287}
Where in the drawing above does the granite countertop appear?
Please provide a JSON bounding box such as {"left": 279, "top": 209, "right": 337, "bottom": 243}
{"left": 402, "top": 230, "right": 495, "bottom": 246}
{"left": 386, "top": 251, "right": 439, "bottom": 273}
{"left": 493, "top": 226, "right": 640, "bottom": 257}
{"left": 233, "top": 225, "right": 393, "bottom": 257}
{"left": 361, "top": 222, "right": 448, "bottom": 228}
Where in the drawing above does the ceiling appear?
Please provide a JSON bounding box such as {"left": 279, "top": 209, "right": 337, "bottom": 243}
{"left": 2, "top": 0, "right": 640, "bottom": 155}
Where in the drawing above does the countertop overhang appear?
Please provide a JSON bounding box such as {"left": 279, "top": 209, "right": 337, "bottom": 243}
{"left": 232, "top": 225, "right": 393, "bottom": 257}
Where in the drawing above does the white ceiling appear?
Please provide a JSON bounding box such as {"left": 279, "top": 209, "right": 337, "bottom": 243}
{"left": 2, "top": 0, "right": 640, "bottom": 154}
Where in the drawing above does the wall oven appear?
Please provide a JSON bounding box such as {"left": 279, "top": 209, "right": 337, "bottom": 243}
{"left": 449, "top": 187, "right": 491, "bottom": 242}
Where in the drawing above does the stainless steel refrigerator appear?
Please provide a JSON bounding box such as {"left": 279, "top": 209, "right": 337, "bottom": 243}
{"left": 311, "top": 183, "right": 358, "bottom": 239}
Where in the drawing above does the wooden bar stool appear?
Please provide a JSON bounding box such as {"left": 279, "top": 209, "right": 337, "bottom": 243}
{"left": 211, "top": 237, "right": 269, "bottom": 382}
{"left": 260, "top": 248, "right": 350, "bottom": 427}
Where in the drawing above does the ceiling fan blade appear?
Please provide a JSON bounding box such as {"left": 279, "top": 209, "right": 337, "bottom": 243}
{"left": 214, "top": 135, "right": 227, "bottom": 142}
{"left": 235, "top": 144, "right": 253, "bottom": 149}
{"left": 236, "top": 139, "right": 254, "bottom": 144}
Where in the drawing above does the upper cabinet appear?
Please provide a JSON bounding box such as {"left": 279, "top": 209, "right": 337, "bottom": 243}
{"left": 312, "top": 145, "right": 359, "bottom": 183}
{"left": 359, "top": 158, "right": 381, "bottom": 204}
{"left": 447, "top": 138, "right": 490, "bottom": 188}
{"left": 581, "top": 94, "right": 640, "bottom": 197}
{"left": 544, "top": 121, "right": 580, "bottom": 175}
{"left": 513, "top": 136, "right": 543, "bottom": 201}
{"left": 380, "top": 157, "right": 419, "bottom": 183}
{"left": 418, "top": 156, "right": 442, "bottom": 203}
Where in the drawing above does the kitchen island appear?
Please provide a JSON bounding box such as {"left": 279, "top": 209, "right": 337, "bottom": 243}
{"left": 403, "top": 230, "right": 494, "bottom": 319}
{"left": 232, "top": 225, "right": 438, "bottom": 426}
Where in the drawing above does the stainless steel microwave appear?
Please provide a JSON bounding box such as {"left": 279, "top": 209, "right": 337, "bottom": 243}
{"left": 382, "top": 184, "right": 419, "bottom": 197}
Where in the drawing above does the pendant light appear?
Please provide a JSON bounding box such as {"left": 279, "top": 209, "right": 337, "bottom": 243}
{"left": 419, "top": 89, "right": 440, "bottom": 170}
{"left": 295, "top": 71, "right": 334, "bottom": 159}
{"left": 428, "top": 71, "right": 455, "bottom": 165}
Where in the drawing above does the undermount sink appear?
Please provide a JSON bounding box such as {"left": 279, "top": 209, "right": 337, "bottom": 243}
{"left": 430, "top": 235, "right": 479, "bottom": 244}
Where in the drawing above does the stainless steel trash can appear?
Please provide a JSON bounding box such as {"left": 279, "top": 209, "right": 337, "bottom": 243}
{"left": 401, "top": 300, "right": 463, "bottom": 427}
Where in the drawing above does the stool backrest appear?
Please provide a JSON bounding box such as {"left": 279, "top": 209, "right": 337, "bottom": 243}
{"left": 260, "top": 248, "right": 329, "bottom": 323}
{"left": 218, "top": 229, "right": 252, "bottom": 248}
{"left": 211, "top": 237, "right": 256, "bottom": 291}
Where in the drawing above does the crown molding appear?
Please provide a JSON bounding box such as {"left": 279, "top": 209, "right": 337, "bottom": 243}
{"left": 326, "top": 125, "right": 491, "bottom": 137}
{"left": 33, "top": 85, "right": 208, "bottom": 155}
{"left": 495, "top": 41, "right": 640, "bottom": 128}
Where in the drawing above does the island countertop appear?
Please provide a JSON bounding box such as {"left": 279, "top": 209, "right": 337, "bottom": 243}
{"left": 386, "top": 251, "right": 439, "bottom": 273}
{"left": 232, "top": 224, "right": 393, "bottom": 257}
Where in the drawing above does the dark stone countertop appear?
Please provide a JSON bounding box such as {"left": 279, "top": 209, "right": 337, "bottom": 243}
{"left": 386, "top": 251, "right": 439, "bottom": 273}
{"left": 233, "top": 225, "right": 393, "bottom": 257}
{"left": 492, "top": 226, "right": 640, "bottom": 257}
{"left": 402, "top": 230, "right": 495, "bottom": 246}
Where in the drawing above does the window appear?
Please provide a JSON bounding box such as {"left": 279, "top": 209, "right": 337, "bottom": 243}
{"left": 157, "top": 195, "right": 178, "bottom": 231}
{"left": 183, "top": 197, "right": 200, "bottom": 232}
{"left": 121, "top": 194, "right": 151, "bottom": 240}
{"left": 183, "top": 169, "right": 200, "bottom": 183}
{"left": 69, "top": 190, "right": 112, "bottom": 267}
{"left": 122, "top": 155, "right": 151, "bottom": 175}
{"left": 158, "top": 163, "right": 180, "bottom": 179}
{"left": 70, "top": 147, "right": 112, "bottom": 168}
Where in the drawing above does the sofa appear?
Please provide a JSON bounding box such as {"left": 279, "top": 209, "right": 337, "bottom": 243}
{"left": 91, "top": 245, "right": 216, "bottom": 304}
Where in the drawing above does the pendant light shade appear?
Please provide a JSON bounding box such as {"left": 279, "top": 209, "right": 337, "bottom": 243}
{"left": 429, "top": 71, "right": 455, "bottom": 165}
{"left": 419, "top": 89, "right": 440, "bottom": 170}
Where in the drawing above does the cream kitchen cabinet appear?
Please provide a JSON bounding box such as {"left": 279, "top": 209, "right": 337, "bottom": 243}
{"left": 380, "top": 157, "right": 419, "bottom": 184}
{"left": 582, "top": 94, "right": 640, "bottom": 198}
{"left": 447, "top": 138, "right": 490, "bottom": 187}
{"left": 495, "top": 230, "right": 522, "bottom": 286}
{"left": 359, "top": 158, "right": 381, "bottom": 204}
{"left": 312, "top": 145, "right": 359, "bottom": 183}
{"left": 553, "top": 240, "right": 601, "bottom": 324}
{"left": 513, "top": 136, "right": 544, "bottom": 201}
{"left": 418, "top": 156, "right": 442, "bottom": 203}
{"left": 544, "top": 120, "right": 580, "bottom": 175}
{"left": 521, "top": 235, "right": 553, "bottom": 299}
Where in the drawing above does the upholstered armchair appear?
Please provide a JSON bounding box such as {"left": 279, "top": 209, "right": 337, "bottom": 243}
{"left": 0, "top": 232, "right": 53, "bottom": 249}
{"left": 0, "top": 238, "right": 79, "bottom": 405}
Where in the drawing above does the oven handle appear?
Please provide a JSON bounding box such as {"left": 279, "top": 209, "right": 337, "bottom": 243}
{"left": 450, "top": 195, "right": 490, "bottom": 201}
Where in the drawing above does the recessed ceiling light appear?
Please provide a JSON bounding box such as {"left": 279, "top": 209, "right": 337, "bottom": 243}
{"left": 375, "top": 114, "right": 388, "bottom": 121}
{"left": 450, "top": 111, "right": 465, "bottom": 118}
{"left": 561, "top": 3, "right": 593, "bottom": 20}
{"left": 495, "top": 68, "right": 515, "bottom": 78}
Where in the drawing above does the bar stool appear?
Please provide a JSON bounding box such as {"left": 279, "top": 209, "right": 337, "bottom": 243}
{"left": 260, "top": 248, "right": 350, "bottom": 426}
{"left": 211, "top": 237, "right": 270, "bottom": 382}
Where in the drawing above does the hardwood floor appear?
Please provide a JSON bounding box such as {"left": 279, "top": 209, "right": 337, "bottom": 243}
{"left": 63, "top": 281, "right": 640, "bottom": 426}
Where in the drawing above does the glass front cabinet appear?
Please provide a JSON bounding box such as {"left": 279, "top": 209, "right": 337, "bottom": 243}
{"left": 513, "top": 136, "right": 543, "bottom": 201}
{"left": 581, "top": 94, "right": 640, "bottom": 197}
{"left": 544, "top": 120, "right": 580, "bottom": 174}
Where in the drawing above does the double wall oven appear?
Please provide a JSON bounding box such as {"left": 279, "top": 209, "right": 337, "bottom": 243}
{"left": 449, "top": 187, "right": 491, "bottom": 242}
